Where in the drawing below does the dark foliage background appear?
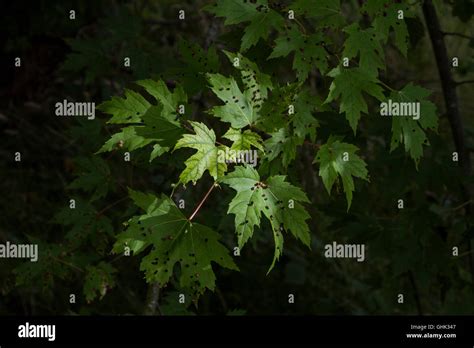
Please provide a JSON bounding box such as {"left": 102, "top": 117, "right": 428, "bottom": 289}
{"left": 0, "top": 0, "right": 473, "bottom": 315}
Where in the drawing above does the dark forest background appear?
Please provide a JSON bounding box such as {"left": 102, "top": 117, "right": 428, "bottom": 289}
{"left": 0, "top": 0, "right": 473, "bottom": 315}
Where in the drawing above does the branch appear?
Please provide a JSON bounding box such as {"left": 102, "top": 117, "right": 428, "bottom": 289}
{"left": 441, "top": 31, "right": 474, "bottom": 40}
{"left": 215, "top": 286, "right": 228, "bottom": 313}
{"left": 455, "top": 79, "right": 474, "bottom": 86}
{"left": 423, "top": 0, "right": 473, "bottom": 277}
{"left": 422, "top": 0, "right": 471, "bottom": 178}
{"left": 304, "top": 140, "right": 321, "bottom": 149}
{"left": 143, "top": 282, "right": 162, "bottom": 315}
{"left": 96, "top": 196, "right": 128, "bottom": 218}
{"left": 188, "top": 183, "right": 217, "bottom": 221}
{"left": 408, "top": 271, "right": 423, "bottom": 315}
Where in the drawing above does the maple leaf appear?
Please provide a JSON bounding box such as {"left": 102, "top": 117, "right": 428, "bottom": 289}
{"left": 314, "top": 137, "right": 369, "bottom": 210}
{"left": 176, "top": 39, "right": 220, "bottom": 95}
{"left": 207, "top": 73, "right": 260, "bottom": 128}
{"left": 269, "top": 26, "right": 328, "bottom": 81}
{"left": 97, "top": 126, "right": 153, "bottom": 153}
{"left": 223, "top": 128, "right": 264, "bottom": 151}
{"left": 257, "top": 84, "right": 299, "bottom": 132}
{"left": 136, "top": 79, "right": 187, "bottom": 121}
{"left": 343, "top": 23, "right": 385, "bottom": 77}
{"left": 387, "top": 83, "right": 438, "bottom": 167}
{"left": 97, "top": 89, "right": 150, "bottom": 124}
{"left": 264, "top": 128, "right": 303, "bottom": 168}
{"left": 13, "top": 241, "right": 71, "bottom": 292}
{"left": 68, "top": 156, "right": 112, "bottom": 201}
{"left": 291, "top": 88, "right": 321, "bottom": 142}
{"left": 98, "top": 79, "right": 187, "bottom": 161}
{"left": 61, "top": 37, "right": 111, "bottom": 84}
{"left": 291, "top": 0, "right": 345, "bottom": 28}
{"left": 112, "top": 189, "right": 173, "bottom": 256}
{"left": 119, "top": 194, "right": 238, "bottom": 295}
{"left": 223, "top": 50, "right": 273, "bottom": 101}
{"left": 362, "top": 0, "right": 413, "bottom": 56}
{"left": 53, "top": 199, "right": 113, "bottom": 249}
{"left": 205, "top": 0, "right": 284, "bottom": 51}
{"left": 98, "top": 105, "right": 183, "bottom": 162}
{"left": 83, "top": 262, "right": 117, "bottom": 302}
{"left": 223, "top": 165, "right": 311, "bottom": 273}
{"left": 174, "top": 121, "right": 227, "bottom": 185}
{"left": 135, "top": 105, "right": 184, "bottom": 147}
{"left": 325, "top": 67, "right": 385, "bottom": 133}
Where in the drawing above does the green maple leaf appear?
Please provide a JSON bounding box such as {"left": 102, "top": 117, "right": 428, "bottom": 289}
{"left": 135, "top": 105, "right": 184, "bottom": 147}
{"left": 269, "top": 26, "right": 328, "bottom": 81}
{"left": 13, "top": 241, "right": 70, "bottom": 291}
{"left": 223, "top": 51, "right": 273, "bottom": 101}
{"left": 291, "top": 89, "right": 321, "bottom": 142}
{"left": 176, "top": 39, "right": 220, "bottom": 95}
{"left": 149, "top": 145, "right": 168, "bottom": 162}
{"left": 387, "top": 83, "right": 438, "bottom": 167}
{"left": 53, "top": 199, "right": 113, "bottom": 248}
{"left": 128, "top": 188, "right": 172, "bottom": 217}
{"left": 257, "top": 84, "right": 299, "bottom": 132}
{"left": 313, "top": 137, "right": 369, "bottom": 210}
{"left": 205, "top": 0, "right": 284, "bottom": 51}
{"left": 291, "top": 0, "right": 344, "bottom": 28}
{"left": 98, "top": 106, "right": 183, "bottom": 162}
{"left": 99, "top": 80, "right": 188, "bottom": 162}
{"left": 174, "top": 121, "right": 227, "bottom": 185}
{"left": 207, "top": 73, "right": 261, "bottom": 128}
{"left": 136, "top": 79, "right": 187, "bottom": 121}
{"left": 325, "top": 67, "right": 385, "bottom": 133}
{"left": 98, "top": 78, "right": 186, "bottom": 125}
{"left": 223, "top": 166, "right": 311, "bottom": 273}
{"left": 97, "top": 89, "right": 151, "bottom": 124}
{"left": 264, "top": 128, "right": 303, "bottom": 168}
{"left": 97, "top": 126, "right": 153, "bottom": 153}
{"left": 68, "top": 156, "right": 112, "bottom": 201}
{"left": 362, "top": 1, "right": 413, "bottom": 56}
{"left": 223, "top": 128, "right": 264, "bottom": 151}
{"left": 160, "top": 291, "right": 196, "bottom": 315}
{"left": 61, "top": 38, "right": 112, "bottom": 84}
{"left": 122, "top": 194, "right": 238, "bottom": 295}
{"left": 343, "top": 23, "right": 385, "bottom": 77}
{"left": 84, "top": 262, "right": 117, "bottom": 303}
{"left": 113, "top": 189, "right": 174, "bottom": 256}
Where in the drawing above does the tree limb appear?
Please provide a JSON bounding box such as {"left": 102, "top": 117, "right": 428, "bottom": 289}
{"left": 143, "top": 282, "right": 162, "bottom": 315}
{"left": 441, "top": 31, "right": 474, "bottom": 40}
{"left": 455, "top": 79, "right": 474, "bottom": 86}
{"left": 422, "top": 0, "right": 473, "bottom": 277}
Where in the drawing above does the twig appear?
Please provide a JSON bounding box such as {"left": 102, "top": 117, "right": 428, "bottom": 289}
{"left": 215, "top": 286, "right": 228, "bottom": 313}
{"left": 441, "top": 31, "right": 474, "bottom": 40}
{"left": 50, "top": 256, "right": 85, "bottom": 273}
{"left": 188, "top": 183, "right": 217, "bottom": 221}
{"left": 304, "top": 140, "right": 321, "bottom": 149}
{"left": 451, "top": 199, "right": 474, "bottom": 211}
{"left": 455, "top": 80, "right": 474, "bottom": 86}
{"left": 96, "top": 196, "right": 128, "bottom": 217}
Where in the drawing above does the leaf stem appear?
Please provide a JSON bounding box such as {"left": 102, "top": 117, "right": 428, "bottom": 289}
{"left": 188, "top": 183, "right": 217, "bottom": 221}
{"left": 441, "top": 31, "right": 474, "bottom": 40}
{"left": 294, "top": 18, "right": 307, "bottom": 35}
{"left": 96, "top": 196, "right": 128, "bottom": 217}
{"left": 50, "top": 256, "right": 85, "bottom": 273}
{"left": 379, "top": 80, "right": 396, "bottom": 92}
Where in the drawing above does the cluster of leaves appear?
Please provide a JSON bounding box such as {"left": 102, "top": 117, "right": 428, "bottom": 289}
{"left": 15, "top": 0, "right": 472, "bottom": 316}
{"left": 91, "top": 0, "right": 443, "bottom": 301}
